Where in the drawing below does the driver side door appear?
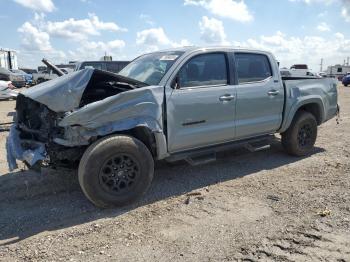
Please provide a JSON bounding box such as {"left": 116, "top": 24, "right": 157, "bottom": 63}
{"left": 166, "top": 52, "right": 236, "bottom": 153}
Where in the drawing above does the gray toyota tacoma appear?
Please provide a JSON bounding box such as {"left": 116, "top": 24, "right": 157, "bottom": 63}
{"left": 6, "top": 47, "right": 339, "bottom": 207}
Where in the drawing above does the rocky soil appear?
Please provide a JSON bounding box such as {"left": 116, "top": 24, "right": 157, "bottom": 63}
{"left": 0, "top": 85, "right": 349, "bottom": 261}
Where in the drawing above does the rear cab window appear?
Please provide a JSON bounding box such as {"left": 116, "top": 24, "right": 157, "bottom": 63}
{"left": 235, "top": 53, "right": 272, "bottom": 84}
{"left": 178, "top": 53, "right": 228, "bottom": 88}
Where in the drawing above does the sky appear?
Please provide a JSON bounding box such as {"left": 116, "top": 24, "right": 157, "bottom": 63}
{"left": 0, "top": 0, "right": 349, "bottom": 71}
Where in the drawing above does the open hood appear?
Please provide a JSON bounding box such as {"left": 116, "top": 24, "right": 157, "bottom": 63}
{"left": 21, "top": 68, "right": 147, "bottom": 112}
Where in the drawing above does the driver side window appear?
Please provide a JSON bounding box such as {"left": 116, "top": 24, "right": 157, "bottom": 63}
{"left": 178, "top": 53, "right": 228, "bottom": 88}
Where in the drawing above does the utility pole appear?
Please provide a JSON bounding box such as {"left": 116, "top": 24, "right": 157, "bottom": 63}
{"left": 347, "top": 57, "right": 349, "bottom": 66}
{"left": 320, "top": 58, "right": 323, "bottom": 72}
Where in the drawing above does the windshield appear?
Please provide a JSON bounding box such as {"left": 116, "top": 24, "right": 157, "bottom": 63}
{"left": 118, "top": 51, "right": 184, "bottom": 85}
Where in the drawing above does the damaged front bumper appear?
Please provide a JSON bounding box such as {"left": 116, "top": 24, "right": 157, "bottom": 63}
{"left": 6, "top": 125, "right": 46, "bottom": 171}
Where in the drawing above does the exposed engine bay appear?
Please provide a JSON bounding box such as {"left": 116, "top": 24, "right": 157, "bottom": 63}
{"left": 7, "top": 68, "right": 163, "bottom": 170}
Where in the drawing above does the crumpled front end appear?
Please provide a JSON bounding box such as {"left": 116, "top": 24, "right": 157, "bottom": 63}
{"left": 6, "top": 68, "right": 165, "bottom": 171}
{"left": 5, "top": 93, "right": 75, "bottom": 171}
{"left": 6, "top": 125, "right": 46, "bottom": 171}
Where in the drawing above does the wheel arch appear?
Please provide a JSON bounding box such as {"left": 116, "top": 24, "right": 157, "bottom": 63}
{"left": 104, "top": 126, "right": 168, "bottom": 160}
{"left": 280, "top": 98, "right": 325, "bottom": 133}
{"left": 296, "top": 103, "right": 323, "bottom": 125}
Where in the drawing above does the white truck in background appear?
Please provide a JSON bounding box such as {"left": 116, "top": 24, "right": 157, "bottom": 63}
{"left": 290, "top": 64, "right": 315, "bottom": 77}
{"left": 32, "top": 59, "right": 73, "bottom": 84}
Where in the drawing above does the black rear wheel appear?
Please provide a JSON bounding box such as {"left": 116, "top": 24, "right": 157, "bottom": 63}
{"left": 281, "top": 111, "right": 318, "bottom": 156}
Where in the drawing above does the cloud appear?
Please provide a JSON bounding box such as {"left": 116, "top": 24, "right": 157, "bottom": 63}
{"left": 288, "top": 0, "right": 335, "bottom": 4}
{"left": 136, "top": 27, "right": 171, "bottom": 50}
{"left": 199, "top": 16, "right": 228, "bottom": 45}
{"left": 68, "top": 40, "right": 126, "bottom": 61}
{"left": 17, "top": 13, "right": 127, "bottom": 66}
{"left": 13, "top": 0, "right": 55, "bottom": 12}
{"left": 290, "top": 0, "right": 350, "bottom": 22}
{"left": 317, "top": 22, "right": 331, "bottom": 31}
{"left": 172, "top": 39, "right": 193, "bottom": 48}
{"left": 139, "top": 14, "right": 155, "bottom": 26}
{"left": 45, "top": 13, "right": 127, "bottom": 40}
{"left": 135, "top": 27, "right": 191, "bottom": 52}
{"left": 17, "top": 22, "right": 52, "bottom": 51}
{"left": 184, "top": 0, "right": 253, "bottom": 22}
{"left": 17, "top": 20, "right": 68, "bottom": 67}
{"left": 233, "top": 31, "right": 350, "bottom": 71}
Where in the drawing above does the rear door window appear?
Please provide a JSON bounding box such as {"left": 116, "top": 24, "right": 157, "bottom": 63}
{"left": 178, "top": 53, "right": 228, "bottom": 88}
{"left": 235, "top": 53, "right": 272, "bottom": 84}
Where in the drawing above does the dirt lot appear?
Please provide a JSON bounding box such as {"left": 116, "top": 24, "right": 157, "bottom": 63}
{"left": 0, "top": 85, "right": 349, "bottom": 261}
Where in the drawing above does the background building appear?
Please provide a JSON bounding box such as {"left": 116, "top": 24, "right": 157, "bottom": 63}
{"left": 0, "top": 48, "right": 18, "bottom": 70}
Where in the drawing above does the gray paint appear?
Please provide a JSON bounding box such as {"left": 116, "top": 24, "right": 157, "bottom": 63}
{"left": 56, "top": 86, "right": 164, "bottom": 147}
{"left": 278, "top": 78, "right": 338, "bottom": 133}
{"left": 6, "top": 47, "right": 338, "bottom": 170}
{"left": 22, "top": 68, "right": 94, "bottom": 112}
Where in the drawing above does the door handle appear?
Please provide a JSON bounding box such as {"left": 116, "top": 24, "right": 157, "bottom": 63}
{"left": 267, "top": 90, "right": 279, "bottom": 96}
{"left": 219, "top": 94, "right": 235, "bottom": 102}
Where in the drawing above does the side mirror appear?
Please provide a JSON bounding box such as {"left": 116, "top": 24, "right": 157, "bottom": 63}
{"left": 171, "top": 75, "right": 181, "bottom": 89}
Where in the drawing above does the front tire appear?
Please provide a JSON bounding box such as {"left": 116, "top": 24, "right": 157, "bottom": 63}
{"left": 281, "top": 111, "right": 317, "bottom": 156}
{"left": 78, "top": 135, "right": 154, "bottom": 208}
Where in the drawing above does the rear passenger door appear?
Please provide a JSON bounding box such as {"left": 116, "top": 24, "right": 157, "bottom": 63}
{"left": 234, "top": 52, "right": 284, "bottom": 139}
{"left": 166, "top": 52, "right": 236, "bottom": 152}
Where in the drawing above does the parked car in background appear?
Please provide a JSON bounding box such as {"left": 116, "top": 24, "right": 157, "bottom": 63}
{"left": 0, "top": 80, "right": 17, "bottom": 99}
{"left": 7, "top": 47, "right": 339, "bottom": 207}
{"left": 0, "top": 67, "right": 26, "bottom": 88}
{"left": 31, "top": 58, "right": 73, "bottom": 84}
{"left": 75, "top": 61, "right": 130, "bottom": 74}
{"left": 20, "top": 68, "right": 38, "bottom": 75}
{"left": 342, "top": 74, "right": 350, "bottom": 86}
{"left": 290, "top": 64, "right": 314, "bottom": 77}
{"left": 32, "top": 68, "right": 73, "bottom": 84}
{"left": 10, "top": 69, "right": 33, "bottom": 86}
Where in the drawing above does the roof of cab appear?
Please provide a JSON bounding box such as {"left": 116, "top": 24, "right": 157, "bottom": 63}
{"left": 148, "top": 46, "right": 273, "bottom": 56}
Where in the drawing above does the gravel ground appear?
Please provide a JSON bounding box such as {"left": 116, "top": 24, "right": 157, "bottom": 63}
{"left": 0, "top": 85, "right": 349, "bottom": 261}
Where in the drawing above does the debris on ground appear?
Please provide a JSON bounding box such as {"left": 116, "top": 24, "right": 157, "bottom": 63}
{"left": 317, "top": 209, "right": 331, "bottom": 217}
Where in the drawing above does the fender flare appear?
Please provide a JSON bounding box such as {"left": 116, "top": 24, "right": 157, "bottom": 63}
{"left": 279, "top": 96, "right": 325, "bottom": 133}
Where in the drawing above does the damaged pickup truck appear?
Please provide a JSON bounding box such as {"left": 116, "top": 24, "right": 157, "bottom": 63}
{"left": 7, "top": 47, "right": 339, "bottom": 207}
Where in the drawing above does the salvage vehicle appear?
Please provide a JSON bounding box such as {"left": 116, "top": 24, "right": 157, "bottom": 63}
{"left": 0, "top": 80, "right": 17, "bottom": 99}
{"left": 32, "top": 59, "right": 71, "bottom": 84}
{"left": 10, "top": 69, "right": 33, "bottom": 86}
{"left": 75, "top": 60, "right": 130, "bottom": 74}
{"left": 6, "top": 47, "right": 339, "bottom": 208}
{"left": 0, "top": 67, "right": 26, "bottom": 88}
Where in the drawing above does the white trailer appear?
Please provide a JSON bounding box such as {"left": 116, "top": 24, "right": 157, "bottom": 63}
{"left": 0, "top": 49, "right": 18, "bottom": 70}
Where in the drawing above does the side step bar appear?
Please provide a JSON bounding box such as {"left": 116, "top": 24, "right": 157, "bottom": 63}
{"left": 166, "top": 135, "right": 275, "bottom": 166}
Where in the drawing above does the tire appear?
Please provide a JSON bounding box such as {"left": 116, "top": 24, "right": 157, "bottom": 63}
{"left": 281, "top": 111, "right": 317, "bottom": 156}
{"left": 78, "top": 135, "right": 154, "bottom": 208}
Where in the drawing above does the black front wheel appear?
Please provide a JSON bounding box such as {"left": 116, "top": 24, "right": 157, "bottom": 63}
{"left": 78, "top": 135, "right": 154, "bottom": 208}
{"left": 281, "top": 111, "right": 318, "bottom": 156}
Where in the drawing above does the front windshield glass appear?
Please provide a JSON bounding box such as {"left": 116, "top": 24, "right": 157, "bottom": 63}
{"left": 118, "top": 51, "right": 185, "bottom": 85}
